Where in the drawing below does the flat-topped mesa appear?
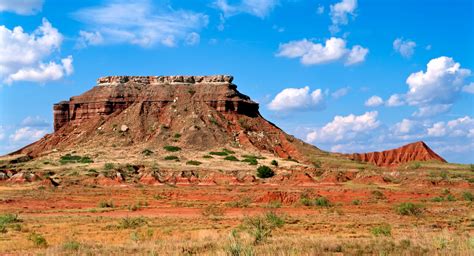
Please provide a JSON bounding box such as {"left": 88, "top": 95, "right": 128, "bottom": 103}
{"left": 53, "top": 75, "right": 256, "bottom": 131}
{"left": 96, "top": 75, "right": 234, "bottom": 86}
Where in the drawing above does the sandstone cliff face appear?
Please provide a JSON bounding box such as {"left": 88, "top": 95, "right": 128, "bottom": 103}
{"left": 16, "top": 75, "right": 324, "bottom": 161}
{"left": 347, "top": 141, "right": 446, "bottom": 167}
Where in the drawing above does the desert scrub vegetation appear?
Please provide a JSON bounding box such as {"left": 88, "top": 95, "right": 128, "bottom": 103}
{"left": 117, "top": 216, "right": 147, "bottom": 229}
{"left": 299, "top": 196, "right": 331, "bottom": 207}
{"left": 242, "top": 212, "right": 285, "bottom": 244}
{"left": 28, "top": 232, "right": 48, "bottom": 247}
{"left": 271, "top": 159, "right": 278, "bottom": 166}
{"left": 202, "top": 155, "right": 213, "bottom": 159}
{"left": 256, "top": 165, "right": 274, "bottom": 178}
{"left": 59, "top": 154, "right": 93, "bottom": 164}
{"left": 395, "top": 202, "right": 424, "bottom": 216}
{"left": 186, "top": 160, "right": 202, "bottom": 166}
{"left": 163, "top": 145, "right": 181, "bottom": 152}
{"left": 462, "top": 191, "right": 473, "bottom": 201}
{"left": 224, "top": 155, "right": 239, "bottom": 161}
{"left": 241, "top": 157, "right": 258, "bottom": 165}
{"left": 62, "top": 240, "right": 81, "bottom": 251}
{"left": 128, "top": 201, "right": 148, "bottom": 211}
{"left": 104, "top": 163, "right": 115, "bottom": 170}
{"left": 209, "top": 151, "right": 229, "bottom": 156}
{"left": 164, "top": 155, "right": 179, "bottom": 161}
{"left": 370, "top": 223, "right": 392, "bottom": 237}
{"left": 0, "top": 213, "right": 21, "bottom": 233}
{"left": 141, "top": 149, "right": 154, "bottom": 156}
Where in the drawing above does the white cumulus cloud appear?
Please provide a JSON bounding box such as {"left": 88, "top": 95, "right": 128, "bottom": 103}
{"left": 329, "top": 0, "right": 357, "bottom": 34}
{"left": 9, "top": 127, "right": 47, "bottom": 142}
{"left": 0, "top": 0, "right": 43, "bottom": 15}
{"left": 462, "top": 82, "right": 474, "bottom": 94}
{"left": 73, "top": 0, "right": 208, "bottom": 47}
{"left": 0, "top": 18, "right": 73, "bottom": 84}
{"left": 386, "top": 94, "right": 405, "bottom": 107}
{"left": 393, "top": 38, "right": 416, "bottom": 58}
{"left": 331, "top": 87, "right": 350, "bottom": 99}
{"left": 365, "top": 95, "right": 383, "bottom": 107}
{"left": 306, "top": 111, "right": 380, "bottom": 143}
{"left": 268, "top": 86, "right": 325, "bottom": 111}
{"left": 76, "top": 30, "right": 104, "bottom": 48}
{"left": 276, "top": 37, "right": 368, "bottom": 66}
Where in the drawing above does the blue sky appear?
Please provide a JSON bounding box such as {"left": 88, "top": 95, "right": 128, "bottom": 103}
{"left": 0, "top": 0, "right": 473, "bottom": 163}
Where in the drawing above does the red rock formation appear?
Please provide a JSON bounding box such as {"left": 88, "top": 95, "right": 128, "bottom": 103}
{"left": 347, "top": 141, "right": 446, "bottom": 167}
{"left": 13, "top": 75, "right": 324, "bottom": 162}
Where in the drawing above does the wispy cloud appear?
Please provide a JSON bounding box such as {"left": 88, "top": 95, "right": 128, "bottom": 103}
{"left": 73, "top": 0, "right": 209, "bottom": 47}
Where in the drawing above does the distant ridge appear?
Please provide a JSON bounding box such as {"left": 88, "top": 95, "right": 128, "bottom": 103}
{"left": 347, "top": 141, "right": 447, "bottom": 167}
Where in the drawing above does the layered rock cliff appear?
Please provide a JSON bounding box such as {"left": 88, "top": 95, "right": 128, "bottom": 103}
{"left": 347, "top": 141, "right": 447, "bottom": 167}
{"left": 15, "top": 75, "right": 324, "bottom": 161}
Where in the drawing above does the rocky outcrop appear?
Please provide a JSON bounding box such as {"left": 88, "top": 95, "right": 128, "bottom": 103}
{"left": 347, "top": 141, "right": 446, "bottom": 167}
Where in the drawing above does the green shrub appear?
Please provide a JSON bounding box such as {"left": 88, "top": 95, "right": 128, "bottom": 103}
{"left": 242, "top": 155, "right": 266, "bottom": 159}
{"left": 186, "top": 160, "right": 202, "bottom": 166}
{"left": 371, "top": 190, "right": 386, "bottom": 200}
{"left": 242, "top": 158, "right": 258, "bottom": 165}
{"left": 300, "top": 197, "right": 313, "bottom": 206}
{"left": 202, "top": 155, "right": 213, "bottom": 159}
{"left": 395, "top": 202, "right": 424, "bottom": 216}
{"left": 28, "top": 232, "right": 48, "bottom": 247}
{"left": 270, "top": 160, "right": 278, "bottom": 166}
{"left": 209, "top": 151, "right": 228, "bottom": 156}
{"left": 222, "top": 148, "right": 236, "bottom": 154}
{"left": 60, "top": 154, "right": 93, "bottom": 164}
{"left": 0, "top": 214, "right": 20, "bottom": 225}
{"left": 174, "top": 133, "right": 181, "bottom": 138}
{"left": 118, "top": 217, "right": 147, "bottom": 229}
{"left": 352, "top": 199, "right": 362, "bottom": 205}
{"left": 98, "top": 200, "right": 114, "bottom": 208}
{"left": 243, "top": 212, "right": 285, "bottom": 245}
{"left": 164, "top": 155, "right": 179, "bottom": 161}
{"left": 431, "top": 197, "right": 444, "bottom": 202}
{"left": 163, "top": 145, "right": 181, "bottom": 152}
{"left": 371, "top": 224, "right": 392, "bottom": 237}
{"left": 446, "top": 194, "right": 456, "bottom": 201}
{"left": 104, "top": 163, "right": 115, "bottom": 170}
{"left": 256, "top": 166, "right": 274, "bottom": 178}
{"left": 410, "top": 162, "right": 422, "bottom": 169}
{"left": 142, "top": 149, "right": 154, "bottom": 156}
{"left": 462, "top": 191, "right": 473, "bottom": 201}
{"left": 224, "top": 156, "right": 239, "bottom": 161}
{"left": 63, "top": 240, "right": 81, "bottom": 251}
{"left": 314, "top": 197, "right": 331, "bottom": 207}
{"left": 265, "top": 201, "right": 282, "bottom": 209}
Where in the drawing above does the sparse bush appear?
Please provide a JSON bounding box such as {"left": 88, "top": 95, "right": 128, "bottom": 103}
{"left": 446, "top": 194, "right": 456, "bottom": 201}
{"left": 164, "top": 155, "right": 179, "bottom": 161}
{"left": 142, "top": 149, "right": 154, "bottom": 156}
{"left": 352, "top": 199, "right": 362, "bottom": 205}
{"left": 242, "top": 154, "right": 266, "bottom": 159}
{"left": 410, "top": 162, "right": 422, "bottom": 169}
{"left": 60, "top": 154, "right": 93, "bottom": 164}
{"left": 431, "top": 197, "right": 444, "bottom": 202}
{"left": 186, "top": 160, "right": 202, "bottom": 166}
{"left": 469, "top": 164, "right": 474, "bottom": 171}
{"left": 28, "top": 232, "right": 48, "bottom": 247}
{"left": 243, "top": 212, "right": 284, "bottom": 244}
{"left": 118, "top": 217, "right": 147, "bottom": 229}
{"left": 242, "top": 158, "right": 258, "bottom": 165}
{"left": 209, "top": 151, "right": 228, "bottom": 156}
{"left": 128, "top": 201, "right": 148, "bottom": 211}
{"left": 222, "top": 148, "right": 236, "bottom": 154}
{"left": 0, "top": 214, "right": 21, "bottom": 233}
{"left": 371, "top": 224, "right": 392, "bottom": 237}
{"left": 163, "top": 145, "right": 181, "bottom": 152}
{"left": 395, "top": 202, "right": 424, "bottom": 216}
{"left": 270, "top": 160, "right": 278, "bottom": 166}
{"left": 202, "top": 155, "right": 213, "bottom": 159}
{"left": 256, "top": 165, "right": 274, "bottom": 178}
{"left": 63, "top": 240, "right": 81, "bottom": 251}
{"left": 104, "top": 163, "right": 115, "bottom": 170}
{"left": 462, "top": 191, "right": 473, "bottom": 201}
{"left": 98, "top": 200, "right": 114, "bottom": 208}
{"left": 300, "top": 197, "right": 313, "bottom": 206}
{"left": 314, "top": 197, "right": 331, "bottom": 207}
{"left": 265, "top": 201, "right": 282, "bottom": 208}
{"left": 312, "top": 160, "right": 322, "bottom": 168}
{"left": 224, "top": 156, "right": 239, "bottom": 161}
{"left": 174, "top": 133, "right": 181, "bottom": 138}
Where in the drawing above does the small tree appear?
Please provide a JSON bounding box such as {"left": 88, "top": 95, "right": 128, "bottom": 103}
{"left": 256, "top": 166, "right": 274, "bottom": 178}
{"left": 270, "top": 160, "right": 278, "bottom": 166}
